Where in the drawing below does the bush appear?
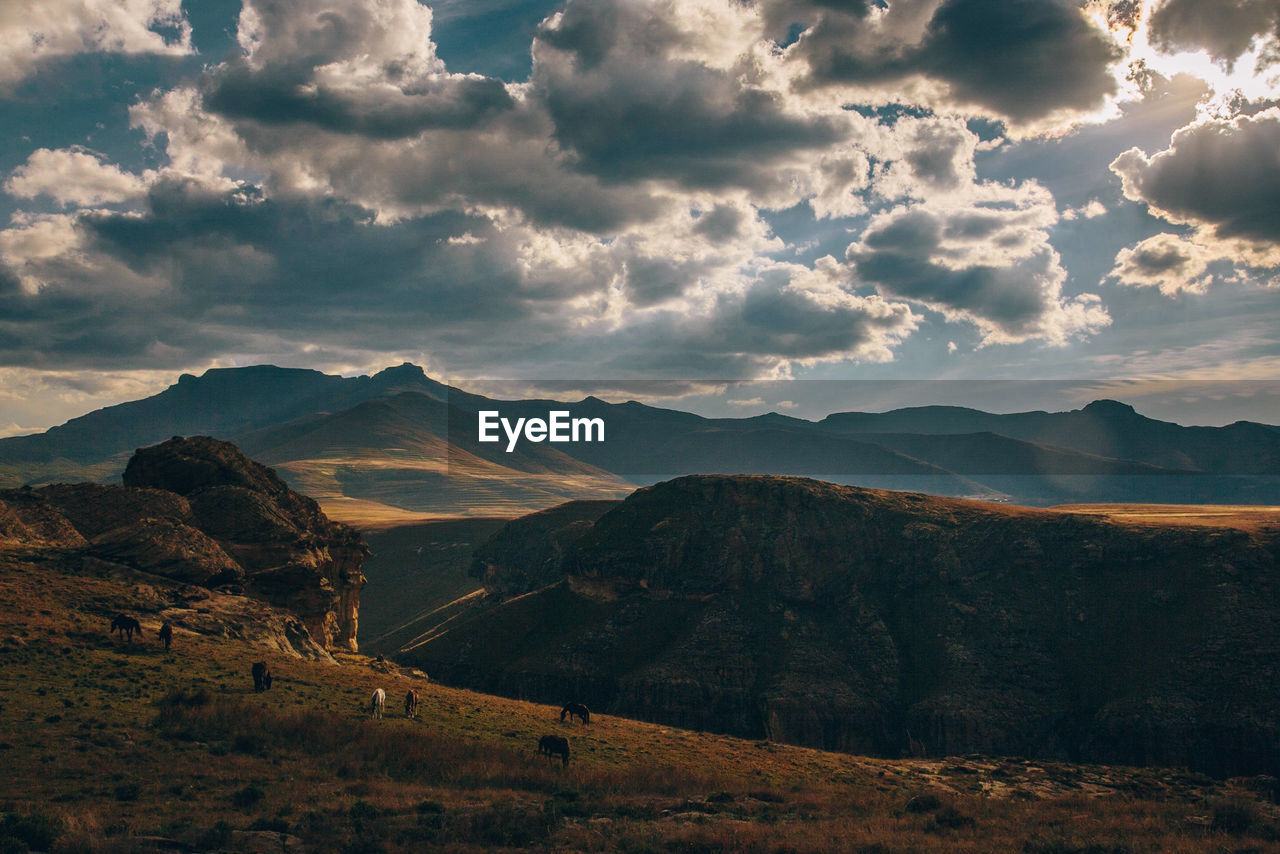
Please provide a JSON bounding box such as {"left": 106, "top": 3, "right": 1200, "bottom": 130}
{"left": 348, "top": 801, "right": 379, "bottom": 835}
{"left": 232, "top": 784, "right": 265, "bottom": 809}
{"left": 904, "top": 792, "right": 942, "bottom": 813}
{"left": 113, "top": 782, "right": 141, "bottom": 802}
{"left": 0, "top": 812, "right": 61, "bottom": 852}
{"left": 1210, "top": 796, "right": 1260, "bottom": 835}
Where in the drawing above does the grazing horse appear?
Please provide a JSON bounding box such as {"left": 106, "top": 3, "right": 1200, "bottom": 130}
{"left": 370, "top": 688, "right": 386, "bottom": 719}
{"left": 252, "top": 661, "right": 272, "bottom": 692}
{"left": 560, "top": 702, "right": 590, "bottom": 724}
{"left": 158, "top": 622, "right": 173, "bottom": 652}
{"left": 404, "top": 688, "right": 419, "bottom": 718}
{"left": 538, "top": 734, "right": 570, "bottom": 767}
{"left": 110, "top": 614, "right": 142, "bottom": 643}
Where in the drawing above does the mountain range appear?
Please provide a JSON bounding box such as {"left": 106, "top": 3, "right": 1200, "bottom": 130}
{"left": 3, "top": 363, "right": 1279, "bottom": 519}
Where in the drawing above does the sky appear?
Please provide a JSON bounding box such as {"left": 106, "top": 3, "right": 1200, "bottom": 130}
{"left": 1, "top": 0, "right": 1279, "bottom": 433}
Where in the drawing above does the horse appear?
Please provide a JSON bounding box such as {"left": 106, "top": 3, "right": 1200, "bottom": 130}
{"left": 158, "top": 622, "right": 173, "bottom": 652}
{"left": 560, "top": 702, "right": 590, "bottom": 724}
{"left": 404, "top": 688, "right": 419, "bottom": 718}
{"left": 370, "top": 688, "right": 386, "bottom": 719}
{"left": 252, "top": 661, "right": 272, "bottom": 692}
{"left": 110, "top": 614, "right": 142, "bottom": 643}
{"left": 538, "top": 734, "right": 570, "bottom": 767}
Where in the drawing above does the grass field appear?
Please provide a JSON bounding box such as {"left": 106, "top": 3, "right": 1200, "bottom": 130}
{"left": 1051, "top": 503, "right": 1280, "bottom": 532}
{"left": 2, "top": 546, "right": 1279, "bottom": 853}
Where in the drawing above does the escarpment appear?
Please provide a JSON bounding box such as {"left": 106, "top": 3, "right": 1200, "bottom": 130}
{"left": 412, "top": 475, "right": 1280, "bottom": 777}
{"left": 0, "top": 436, "right": 368, "bottom": 654}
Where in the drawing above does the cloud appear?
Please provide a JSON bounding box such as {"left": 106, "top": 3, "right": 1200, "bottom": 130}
{"left": 5, "top": 148, "right": 149, "bottom": 208}
{"left": 846, "top": 188, "right": 1112, "bottom": 344}
{"left": 1062, "top": 199, "right": 1107, "bottom": 220}
{"left": 1111, "top": 108, "right": 1280, "bottom": 248}
{"left": 0, "top": 0, "right": 192, "bottom": 92}
{"left": 597, "top": 258, "right": 920, "bottom": 375}
{"left": 1107, "top": 232, "right": 1217, "bottom": 295}
{"left": 201, "top": 0, "right": 515, "bottom": 139}
{"left": 1147, "top": 0, "right": 1280, "bottom": 67}
{"left": 782, "top": 0, "right": 1121, "bottom": 127}
{"left": 531, "top": 0, "right": 853, "bottom": 195}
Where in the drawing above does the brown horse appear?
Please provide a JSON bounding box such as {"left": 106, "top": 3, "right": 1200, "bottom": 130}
{"left": 404, "top": 688, "right": 419, "bottom": 718}
{"left": 110, "top": 614, "right": 142, "bottom": 643}
{"left": 538, "top": 734, "right": 570, "bottom": 766}
{"left": 560, "top": 702, "right": 590, "bottom": 724}
{"left": 158, "top": 622, "right": 173, "bottom": 651}
{"left": 252, "top": 661, "right": 272, "bottom": 692}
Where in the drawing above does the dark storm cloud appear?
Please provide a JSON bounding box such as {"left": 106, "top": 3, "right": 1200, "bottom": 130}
{"left": 204, "top": 64, "right": 514, "bottom": 139}
{"left": 0, "top": 179, "right": 599, "bottom": 369}
{"left": 1148, "top": 0, "right": 1279, "bottom": 66}
{"left": 532, "top": 0, "right": 850, "bottom": 189}
{"left": 790, "top": 0, "right": 1120, "bottom": 122}
{"left": 1111, "top": 109, "right": 1280, "bottom": 243}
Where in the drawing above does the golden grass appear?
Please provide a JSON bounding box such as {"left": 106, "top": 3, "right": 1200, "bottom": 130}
{"left": 1051, "top": 503, "right": 1280, "bottom": 532}
{"left": 1, "top": 547, "right": 1278, "bottom": 852}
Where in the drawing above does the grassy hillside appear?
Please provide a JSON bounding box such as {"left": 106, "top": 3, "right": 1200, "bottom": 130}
{"left": 358, "top": 517, "right": 509, "bottom": 656}
{"left": 4, "top": 547, "right": 1279, "bottom": 852}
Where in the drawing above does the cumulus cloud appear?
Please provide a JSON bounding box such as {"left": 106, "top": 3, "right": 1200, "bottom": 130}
{"left": 846, "top": 189, "right": 1111, "bottom": 344}
{"left": 202, "top": 0, "right": 514, "bottom": 139}
{"left": 1111, "top": 108, "right": 1280, "bottom": 247}
{"left": 1148, "top": 0, "right": 1280, "bottom": 67}
{"left": 1107, "top": 232, "right": 1218, "bottom": 294}
{"left": 780, "top": 0, "right": 1121, "bottom": 127}
{"left": 5, "top": 148, "right": 149, "bottom": 208}
{"left": 0, "top": 0, "right": 192, "bottom": 92}
{"left": 599, "top": 258, "right": 919, "bottom": 375}
{"left": 532, "top": 0, "right": 853, "bottom": 196}
{"left": 0, "top": 0, "right": 1148, "bottom": 393}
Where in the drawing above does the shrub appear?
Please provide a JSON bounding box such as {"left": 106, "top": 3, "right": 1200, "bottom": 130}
{"left": 0, "top": 812, "right": 61, "bottom": 852}
{"left": 1210, "top": 796, "right": 1260, "bottom": 835}
{"left": 904, "top": 792, "right": 942, "bottom": 813}
{"left": 112, "top": 783, "right": 141, "bottom": 802}
{"left": 232, "top": 784, "right": 265, "bottom": 809}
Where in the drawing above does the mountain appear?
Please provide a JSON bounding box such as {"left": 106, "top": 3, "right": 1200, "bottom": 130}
{"left": 0, "top": 435, "right": 369, "bottom": 655}
{"left": 406, "top": 475, "right": 1280, "bottom": 777}
{"left": 3, "top": 363, "right": 1280, "bottom": 519}
{"left": 822, "top": 399, "right": 1280, "bottom": 474}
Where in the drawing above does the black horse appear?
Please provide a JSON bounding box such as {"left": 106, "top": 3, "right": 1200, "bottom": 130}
{"left": 560, "top": 702, "right": 590, "bottom": 724}
{"left": 158, "top": 622, "right": 173, "bottom": 651}
{"left": 252, "top": 661, "right": 272, "bottom": 692}
{"left": 110, "top": 614, "right": 142, "bottom": 643}
{"left": 538, "top": 734, "right": 570, "bottom": 766}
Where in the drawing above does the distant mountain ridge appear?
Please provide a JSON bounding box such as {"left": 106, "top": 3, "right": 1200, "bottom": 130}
{"left": 2, "top": 363, "right": 1279, "bottom": 517}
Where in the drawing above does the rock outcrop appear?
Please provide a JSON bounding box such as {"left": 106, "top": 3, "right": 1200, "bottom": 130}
{"left": 413, "top": 475, "right": 1280, "bottom": 777}
{"left": 0, "top": 436, "right": 369, "bottom": 654}
{"left": 123, "top": 437, "right": 369, "bottom": 650}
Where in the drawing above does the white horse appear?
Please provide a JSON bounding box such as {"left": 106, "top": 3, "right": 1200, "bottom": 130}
{"left": 370, "top": 688, "right": 386, "bottom": 719}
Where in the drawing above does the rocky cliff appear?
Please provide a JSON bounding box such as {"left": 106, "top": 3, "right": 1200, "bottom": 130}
{"left": 0, "top": 436, "right": 368, "bottom": 654}
{"left": 411, "top": 475, "right": 1280, "bottom": 777}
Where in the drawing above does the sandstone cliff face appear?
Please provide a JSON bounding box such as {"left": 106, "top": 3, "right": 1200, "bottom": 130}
{"left": 414, "top": 475, "right": 1280, "bottom": 777}
{"left": 0, "top": 436, "right": 369, "bottom": 654}
{"left": 122, "top": 436, "right": 369, "bottom": 651}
